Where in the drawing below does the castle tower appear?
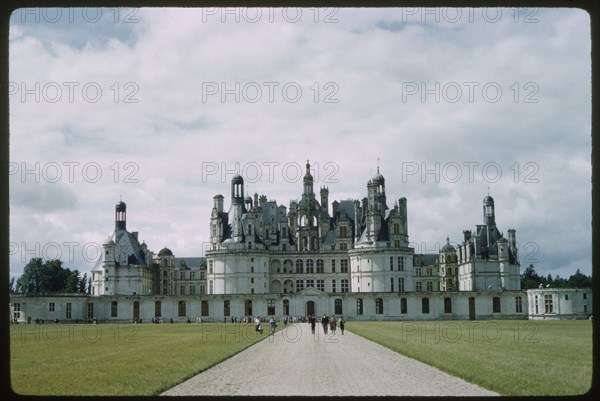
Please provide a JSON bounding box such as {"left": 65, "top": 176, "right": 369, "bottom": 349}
{"left": 320, "top": 186, "right": 329, "bottom": 215}
{"left": 115, "top": 201, "right": 126, "bottom": 230}
{"left": 228, "top": 175, "right": 245, "bottom": 243}
{"left": 303, "top": 160, "right": 314, "bottom": 197}
{"left": 483, "top": 194, "right": 496, "bottom": 226}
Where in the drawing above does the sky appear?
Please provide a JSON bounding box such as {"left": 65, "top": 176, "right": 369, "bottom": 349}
{"left": 8, "top": 7, "right": 592, "bottom": 281}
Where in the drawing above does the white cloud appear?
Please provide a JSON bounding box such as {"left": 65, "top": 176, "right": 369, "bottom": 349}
{"left": 8, "top": 7, "right": 592, "bottom": 280}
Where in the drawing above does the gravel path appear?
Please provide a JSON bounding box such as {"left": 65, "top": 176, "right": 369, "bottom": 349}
{"left": 162, "top": 323, "right": 498, "bottom": 396}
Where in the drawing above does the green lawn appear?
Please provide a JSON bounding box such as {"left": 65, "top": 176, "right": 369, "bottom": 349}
{"left": 10, "top": 322, "right": 271, "bottom": 396}
{"left": 347, "top": 320, "right": 593, "bottom": 396}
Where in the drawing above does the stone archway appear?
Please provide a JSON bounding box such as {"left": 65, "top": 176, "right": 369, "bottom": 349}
{"left": 306, "top": 300, "right": 315, "bottom": 317}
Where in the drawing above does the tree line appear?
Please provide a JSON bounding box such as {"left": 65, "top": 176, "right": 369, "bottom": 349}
{"left": 521, "top": 264, "right": 592, "bottom": 289}
{"left": 9, "top": 258, "right": 90, "bottom": 294}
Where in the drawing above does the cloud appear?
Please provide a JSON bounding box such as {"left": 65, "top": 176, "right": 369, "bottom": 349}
{"left": 8, "top": 7, "right": 592, "bottom": 280}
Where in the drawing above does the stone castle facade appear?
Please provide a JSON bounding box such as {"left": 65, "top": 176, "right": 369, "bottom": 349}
{"left": 9, "top": 162, "right": 592, "bottom": 322}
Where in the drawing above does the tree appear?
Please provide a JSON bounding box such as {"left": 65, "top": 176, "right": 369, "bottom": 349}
{"left": 567, "top": 269, "right": 592, "bottom": 288}
{"left": 15, "top": 258, "right": 90, "bottom": 294}
{"left": 521, "top": 264, "right": 542, "bottom": 289}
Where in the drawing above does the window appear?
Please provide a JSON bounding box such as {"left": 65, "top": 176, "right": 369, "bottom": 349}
{"left": 375, "top": 298, "right": 384, "bottom": 314}
{"left": 250, "top": 266, "right": 254, "bottom": 273}
{"left": 583, "top": 293, "right": 587, "bottom": 300}
{"left": 515, "top": 296, "right": 522, "bottom": 313}
{"left": 209, "top": 280, "right": 213, "bottom": 294}
{"left": 306, "top": 279, "right": 314, "bottom": 288}
{"left": 356, "top": 298, "right": 363, "bottom": 315}
{"left": 316, "top": 279, "right": 324, "bottom": 291}
{"left": 224, "top": 300, "right": 230, "bottom": 316}
{"left": 340, "top": 226, "right": 348, "bottom": 238}
{"left": 335, "top": 299, "right": 343, "bottom": 315}
{"left": 201, "top": 300, "right": 209, "bottom": 316}
{"left": 87, "top": 303, "right": 94, "bottom": 319}
{"left": 394, "top": 223, "right": 400, "bottom": 235}
{"left": 426, "top": 268, "right": 432, "bottom": 277}
{"left": 49, "top": 302, "right": 55, "bottom": 312}
{"left": 415, "top": 282, "right": 422, "bottom": 292}
{"left": 163, "top": 270, "right": 167, "bottom": 277}
{"left": 390, "top": 277, "right": 394, "bottom": 292}
{"left": 341, "top": 259, "right": 349, "bottom": 273}
{"left": 422, "top": 298, "right": 430, "bottom": 314}
{"left": 306, "top": 259, "right": 314, "bottom": 274}
{"left": 267, "top": 300, "right": 275, "bottom": 315}
{"left": 493, "top": 297, "right": 501, "bottom": 313}
{"left": 296, "top": 260, "right": 303, "bottom": 274}
{"left": 251, "top": 278, "right": 254, "bottom": 284}
{"left": 209, "top": 260, "right": 213, "bottom": 274}
{"left": 534, "top": 295, "right": 539, "bottom": 314}
{"left": 251, "top": 288, "right": 254, "bottom": 294}
{"left": 180, "top": 286, "right": 185, "bottom": 295}
{"left": 332, "top": 279, "right": 337, "bottom": 293}
{"left": 398, "top": 257, "right": 404, "bottom": 271}
{"left": 66, "top": 302, "right": 72, "bottom": 319}
{"left": 190, "top": 285, "right": 196, "bottom": 295}
{"left": 190, "top": 271, "right": 196, "bottom": 280}
{"left": 111, "top": 301, "right": 118, "bottom": 317}
{"left": 283, "top": 299, "right": 290, "bottom": 315}
{"left": 339, "top": 243, "right": 347, "bottom": 251}
{"left": 395, "top": 240, "right": 400, "bottom": 248}
{"left": 390, "top": 257, "right": 394, "bottom": 271}
{"left": 296, "top": 280, "right": 304, "bottom": 291}
{"left": 398, "top": 277, "right": 405, "bottom": 292}
{"left": 341, "top": 279, "right": 349, "bottom": 293}
{"left": 316, "top": 259, "right": 324, "bottom": 273}
{"left": 426, "top": 281, "right": 433, "bottom": 292}
{"left": 565, "top": 294, "right": 569, "bottom": 300}
{"left": 400, "top": 298, "right": 407, "bottom": 314}
{"left": 416, "top": 268, "right": 421, "bottom": 277}
{"left": 444, "top": 297, "right": 452, "bottom": 314}
{"left": 155, "top": 301, "right": 161, "bottom": 317}
{"left": 244, "top": 300, "right": 252, "bottom": 316}
{"left": 178, "top": 301, "right": 186, "bottom": 317}
{"left": 199, "top": 285, "right": 205, "bottom": 294}
{"left": 180, "top": 271, "right": 185, "bottom": 280}
{"left": 331, "top": 260, "right": 336, "bottom": 273}
{"left": 163, "top": 279, "right": 168, "bottom": 287}
{"left": 544, "top": 295, "right": 553, "bottom": 314}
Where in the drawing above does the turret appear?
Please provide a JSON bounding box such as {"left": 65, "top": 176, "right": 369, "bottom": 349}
{"left": 115, "top": 201, "right": 126, "bottom": 230}
{"left": 320, "top": 186, "right": 329, "bottom": 215}
{"left": 483, "top": 195, "right": 495, "bottom": 226}
{"left": 213, "top": 195, "right": 224, "bottom": 213}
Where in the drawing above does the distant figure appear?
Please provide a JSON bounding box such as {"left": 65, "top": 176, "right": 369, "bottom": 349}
{"left": 321, "top": 314, "right": 328, "bottom": 334}
{"left": 170, "top": 318, "right": 174, "bottom": 324}
{"left": 309, "top": 315, "right": 316, "bottom": 334}
{"left": 269, "top": 318, "right": 277, "bottom": 336}
{"left": 329, "top": 316, "right": 337, "bottom": 334}
{"left": 338, "top": 316, "right": 345, "bottom": 335}
{"left": 187, "top": 318, "right": 191, "bottom": 324}
{"left": 283, "top": 317, "right": 288, "bottom": 326}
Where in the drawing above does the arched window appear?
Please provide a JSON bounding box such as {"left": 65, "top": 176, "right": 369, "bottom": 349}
{"left": 244, "top": 300, "right": 252, "bottom": 316}
{"left": 296, "top": 260, "right": 303, "bottom": 274}
{"left": 334, "top": 299, "right": 343, "bottom": 315}
{"left": 178, "top": 301, "right": 186, "bottom": 317}
{"left": 154, "top": 301, "right": 161, "bottom": 317}
{"left": 306, "top": 259, "right": 314, "bottom": 274}
{"left": 201, "top": 300, "right": 209, "bottom": 316}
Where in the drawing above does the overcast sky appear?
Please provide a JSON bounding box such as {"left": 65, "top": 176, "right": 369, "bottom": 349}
{"left": 8, "top": 7, "right": 591, "bottom": 281}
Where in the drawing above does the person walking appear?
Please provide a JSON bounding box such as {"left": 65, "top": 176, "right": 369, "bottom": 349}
{"left": 321, "top": 314, "right": 328, "bottom": 334}
{"left": 309, "top": 315, "right": 316, "bottom": 334}
{"left": 269, "top": 318, "right": 277, "bottom": 336}
{"left": 329, "top": 316, "right": 337, "bottom": 334}
{"left": 338, "top": 315, "right": 345, "bottom": 335}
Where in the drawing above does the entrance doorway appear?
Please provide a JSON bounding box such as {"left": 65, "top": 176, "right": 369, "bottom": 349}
{"left": 306, "top": 300, "right": 315, "bottom": 317}
{"left": 133, "top": 301, "right": 140, "bottom": 322}
{"left": 468, "top": 297, "right": 476, "bottom": 320}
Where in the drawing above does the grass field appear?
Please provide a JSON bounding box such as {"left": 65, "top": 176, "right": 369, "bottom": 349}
{"left": 10, "top": 320, "right": 593, "bottom": 396}
{"left": 347, "top": 320, "right": 593, "bottom": 396}
{"left": 10, "top": 322, "right": 273, "bottom": 396}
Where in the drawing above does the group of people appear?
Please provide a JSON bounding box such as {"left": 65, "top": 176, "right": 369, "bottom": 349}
{"left": 307, "top": 314, "right": 345, "bottom": 335}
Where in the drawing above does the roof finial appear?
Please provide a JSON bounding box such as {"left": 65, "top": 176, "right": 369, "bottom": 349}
{"left": 120, "top": 193, "right": 122, "bottom": 202}
{"left": 487, "top": 186, "right": 490, "bottom": 196}
{"left": 377, "top": 157, "right": 380, "bottom": 173}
